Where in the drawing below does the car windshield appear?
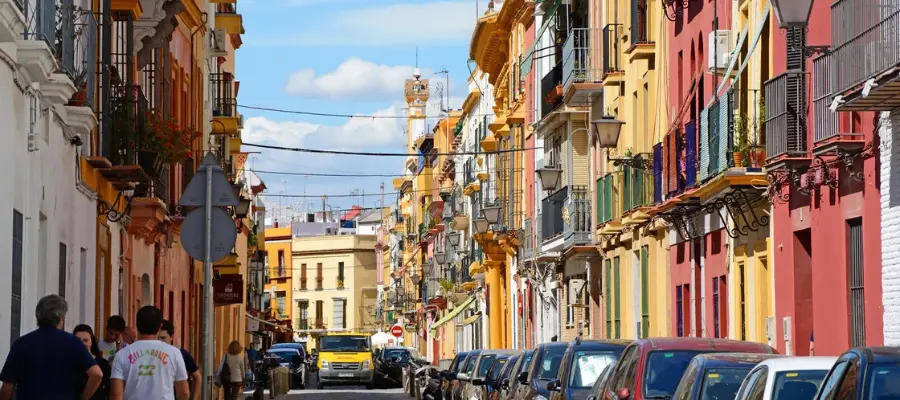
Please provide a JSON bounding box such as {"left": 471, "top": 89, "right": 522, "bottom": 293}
{"left": 465, "top": 353, "right": 481, "bottom": 374}
{"left": 267, "top": 350, "right": 298, "bottom": 364}
{"left": 536, "top": 347, "right": 567, "bottom": 381}
{"left": 488, "top": 358, "right": 509, "bottom": 382}
{"left": 478, "top": 355, "right": 498, "bottom": 378}
{"left": 319, "top": 335, "right": 370, "bottom": 352}
{"left": 772, "top": 370, "right": 829, "bottom": 400}
{"left": 568, "top": 351, "right": 619, "bottom": 388}
{"left": 384, "top": 349, "right": 411, "bottom": 362}
{"left": 699, "top": 367, "right": 753, "bottom": 400}
{"left": 866, "top": 363, "right": 900, "bottom": 400}
{"left": 643, "top": 351, "right": 704, "bottom": 399}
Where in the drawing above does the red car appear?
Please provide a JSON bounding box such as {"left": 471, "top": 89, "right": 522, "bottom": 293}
{"left": 602, "top": 338, "right": 776, "bottom": 400}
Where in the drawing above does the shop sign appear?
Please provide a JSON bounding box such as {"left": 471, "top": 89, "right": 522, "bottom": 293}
{"left": 214, "top": 274, "right": 244, "bottom": 305}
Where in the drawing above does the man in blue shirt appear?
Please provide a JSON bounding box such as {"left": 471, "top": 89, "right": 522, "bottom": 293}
{"left": 0, "top": 294, "right": 102, "bottom": 400}
{"left": 158, "top": 319, "right": 201, "bottom": 400}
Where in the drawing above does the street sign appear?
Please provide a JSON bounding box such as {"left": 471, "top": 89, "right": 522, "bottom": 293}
{"left": 391, "top": 324, "right": 404, "bottom": 338}
{"left": 180, "top": 207, "right": 237, "bottom": 261}
{"left": 180, "top": 153, "right": 240, "bottom": 207}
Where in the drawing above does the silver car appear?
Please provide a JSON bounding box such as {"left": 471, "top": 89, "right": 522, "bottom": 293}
{"left": 457, "top": 350, "right": 517, "bottom": 400}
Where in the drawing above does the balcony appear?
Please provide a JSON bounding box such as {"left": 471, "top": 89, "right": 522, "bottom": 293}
{"left": 765, "top": 71, "right": 809, "bottom": 166}
{"left": 664, "top": 122, "right": 697, "bottom": 198}
{"left": 14, "top": 0, "right": 60, "bottom": 86}
{"left": 562, "top": 27, "right": 604, "bottom": 105}
{"left": 296, "top": 318, "right": 309, "bottom": 330}
{"left": 215, "top": 3, "right": 244, "bottom": 35}
{"left": 830, "top": 0, "right": 900, "bottom": 110}
{"left": 91, "top": 84, "right": 151, "bottom": 186}
{"left": 541, "top": 62, "right": 563, "bottom": 121}
{"left": 541, "top": 186, "right": 567, "bottom": 242}
{"left": 602, "top": 24, "right": 624, "bottom": 86}
{"left": 627, "top": 0, "right": 654, "bottom": 60}
{"left": 564, "top": 186, "right": 592, "bottom": 247}
{"left": 812, "top": 54, "right": 865, "bottom": 154}
{"left": 211, "top": 72, "right": 239, "bottom": 135}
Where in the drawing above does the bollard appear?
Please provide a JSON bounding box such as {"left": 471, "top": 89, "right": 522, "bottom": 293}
{"left": 271, "top": 366, "right": 291, "bottom": 397}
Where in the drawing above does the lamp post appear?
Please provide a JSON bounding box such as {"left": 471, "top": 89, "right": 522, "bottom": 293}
{"left": 771, "top": 0, "right": 815, "bottom": 29}
{"left": 234, "top": 198, "right": 252, "bottom": 219}
{"left": 481, "top": 204, "right": 502, "bottom": 224}
{"left": 473, "top": 218, "right": 490, "bottom": 234}
{"left": 434, "top": 251, "right": 447, "bottom": 265}
{"left": 535, "top": 166, "right": 562, "bottom": 193}
{"left": 592, "top": 116, "right": 625, "bottom": 149}
{"left": 447, "top": 231, "right": 461, "bottom": 247}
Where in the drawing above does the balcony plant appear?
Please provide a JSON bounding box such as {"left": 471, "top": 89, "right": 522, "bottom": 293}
{"left": 143, "top": 111, "right": 201, "bottom": 171}
{"left": 749, "top": 96, "right": 767, "bottom": 167}
{"left": 733, "top": 115, "right": 750, "bottom": 167}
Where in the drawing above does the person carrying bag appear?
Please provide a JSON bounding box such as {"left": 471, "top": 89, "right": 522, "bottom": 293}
{"left": 214, "top": 341, "right": 246, "bottom": 400}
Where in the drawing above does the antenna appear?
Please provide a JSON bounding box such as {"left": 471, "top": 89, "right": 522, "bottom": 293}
{"left": 413, "top": 47, "right": 421, "bottom": 80}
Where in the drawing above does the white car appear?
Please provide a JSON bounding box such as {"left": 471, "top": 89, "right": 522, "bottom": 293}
{"left": 733, "top": 356, "right": 837, "bottom": 400}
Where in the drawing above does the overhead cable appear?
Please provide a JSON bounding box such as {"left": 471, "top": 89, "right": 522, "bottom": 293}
{"left": 243, "top": 142, "right": 542, "bottom": 157}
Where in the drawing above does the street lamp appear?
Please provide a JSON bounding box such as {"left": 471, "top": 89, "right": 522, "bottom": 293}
{"left": 434, "top": 251, "right": 447, "bottom": 265}
{"left": 771, "top": 0, "right": 814, "bottom": 28}
{"left": 234, "top": 198, "right": 252, "bottom": 219}
{"left": 481, "top": 204, "right": 502, "bottom": 224}
{"left": 447, "top": 231, "right": 461, "bottom": 247}
{"left": 592, "top": 116, "right": 625, "bottom": 149}
{"left": 535, "top": 166, "right": 562, "bottom": 192}
{"left": 473, "top": 218, "right": 490, "bottom": 234}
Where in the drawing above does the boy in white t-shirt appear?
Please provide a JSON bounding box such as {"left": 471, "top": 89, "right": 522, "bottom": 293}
{"left": 110, "top": 306, "right": 190, "bottom": 400}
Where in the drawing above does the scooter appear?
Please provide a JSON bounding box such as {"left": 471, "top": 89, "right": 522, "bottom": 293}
{"left": 417, "top": 365, "right": 443, "bottom": 400}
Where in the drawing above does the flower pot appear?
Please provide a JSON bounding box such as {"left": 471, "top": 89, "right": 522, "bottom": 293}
{"left": 732, "top": 151, "right": 744, "bottom": 167}
{"left": 68, "top": 86, "right": 88, "bottom": 107}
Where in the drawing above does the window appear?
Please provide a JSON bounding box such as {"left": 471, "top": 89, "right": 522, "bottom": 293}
{"left": 817, "top": 361, "right": 850, "bottom": 400}
{"left": 614, "top": 256, "right": 621, "bottom": 338}
{"left": 713, "top": 277, "right": 719, "bottom": 338}
{"left": 605, "top": 259, "right": 612, "bottom": 338}
{"left": 719, "top": 276, "right": 728, "bottom": 338}
{"left": 333, "top": 298, "right": 346, "bottom": 329}
{"left": 11, "top": 210, "right": 23, "bottom": 343}
{"left": 848, "top": 218, "right": 865, "bottom": 347}
{"left": 740, "top": 262, "right": 747, "bottom": 340}
{"left": 338, "top": 262, "right": 345, "bottom": 289}
{"left": 276, "top": 292, "right": 286, "bottom": 319}
{"left": 315, "top": 300, "right": 324, "bottom": 327}
{"left": 676, "top": 285, "right": 684, "bottom": 337}
{"left": 277, "top": 250, "right": 285, "bottom": 277}
{"left": 316, "top": 263, "right": 323, "bottom": 290}
{"left": 300, "top": 263, "right": 307, "bottom": 290}
{"left": 298, "top": 301, "right": 309, "bottom": 329}
{"left": 59, "top": 243, "right": 67, "bottom": 298}
{"left": 835, "top": 360, "right": 858, "bottom": 399}
{"left": 640, "top": 245, "right": 649, "bottom": 338}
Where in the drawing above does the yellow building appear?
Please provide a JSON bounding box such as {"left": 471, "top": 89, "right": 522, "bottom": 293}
{"left": 265, "top": 225, "right": 294, "bottom": 339}
{"left": 292, "top": 235, "right": 378, "bottom": 348}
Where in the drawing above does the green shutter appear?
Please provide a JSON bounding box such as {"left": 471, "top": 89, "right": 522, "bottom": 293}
{"left": 614, "top": 256, "right": 621, "bottom": 339}
{"left": 641, "top": 245, "right": 650, "bottom": 338}
{"left": 605, "top": 259, "right": 612, "bottom": 339}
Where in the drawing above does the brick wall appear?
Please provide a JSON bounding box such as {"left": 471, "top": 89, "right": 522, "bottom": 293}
{"left": 882, "top": 110, "right": 900, "bottom": 345}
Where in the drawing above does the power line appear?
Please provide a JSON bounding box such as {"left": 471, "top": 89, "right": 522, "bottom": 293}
{"left": 243, "top": 142, "right": 542, "bottom": 157}
{"left": 259, "top": 183, "right": 511, "bottom": 198}
{"left": 249, "top": 167, "right": 508, "bottom": 178}
{"left": 236, "top": 104, "right": 499, "bottom": 120}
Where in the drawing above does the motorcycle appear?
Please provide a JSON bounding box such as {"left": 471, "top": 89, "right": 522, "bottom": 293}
{"left": 417, "top": 365, "right": 443, "bottom": 400}
{"left": 307, "top": 349, "right": 319, "bottom": 373}
{"left": 252, "top": 355, "right": 282, "bottom": 400}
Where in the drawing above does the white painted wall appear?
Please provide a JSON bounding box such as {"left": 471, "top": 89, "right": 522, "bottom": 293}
{"left": 881, "top": 110, "right": 900, "bottom": 345}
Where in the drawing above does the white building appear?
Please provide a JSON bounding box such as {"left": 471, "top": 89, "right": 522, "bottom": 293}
{"left": 0, "top": 0, "right": 100, "bottom": 355}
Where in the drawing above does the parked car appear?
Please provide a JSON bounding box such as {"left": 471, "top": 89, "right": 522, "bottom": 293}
{"left": 479, "top": 354, "right": 513, "bottom": 400}
{"left": 813, "top": 347, "right": 900, "bottom": 400}
{"left": 269, "top": 342, "right": 308, "bottom": 389}
{"left": 733, "top": 356, "right": 836, "bottom": 400}
{"left": 373, "top": 346, "right": 424, "bottom": 388}
{"left": 548, "top": 339, "right": 630, "bottom": 400}
{"left": 586, "top": 360, "right": 617, "bottom": 400}
{"left": 490, "top": 354, "right": 521, "bottom": 400}
{"left": 602, "top": 338, "right": 776, "bottom": 400}
{"left": 503, "top": 349, "right": 535, "bottom": 400}
{"left": 515, "top": 342, "right": 570, "bottom": 400}
{"left": 671, "top": 353, "right": 782, "bottom": 400}
{"left": 450, "top": 350, "right": 481, "bottom": 400}
{"left": 265, "top": 348, "right": 306, "bottom": 390}
{"left": 460, "top": 350, "right": 516, "bottom": 400}
{"left": 441, "top": 351, "right": 470, "bottom": 399}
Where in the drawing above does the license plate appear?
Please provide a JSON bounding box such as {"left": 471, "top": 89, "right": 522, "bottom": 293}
{"left": 338, "top": 373, "right": 354, "bottom": 378}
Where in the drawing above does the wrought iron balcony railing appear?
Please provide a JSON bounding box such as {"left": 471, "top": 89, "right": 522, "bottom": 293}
{"left": 541, "top": 186, "right": 567, "bottom": 242}
{"left": 603, "top": 24, "right": 623, "bottom": 77}
{"left": 564, "top": 186, "right": 592, "bottom": 247}
{"left": 765, "top": 71, "right": 808, "bottom": 160}
{"left": 104, "top": 84, "right": 148, "bottom": 166}
{"left": 540, "top": 62, "right": 563, "bottom": 121}
{"left": 211, "top": 72, "right": 236, "bottom": 117}
{"left": 563, "top": 28, "right": 603, "bottom": 91}
{"left": 813, "top": 55, "right": 842, "bottom": 143}
{"left": 830, "top": 0, "right": 900, "bottom": 100}
{"left": 296, "top": 318, "right": 309, "bottom": 330}
{"left": 622, "top": 166, "right": 654, "bottom": 212}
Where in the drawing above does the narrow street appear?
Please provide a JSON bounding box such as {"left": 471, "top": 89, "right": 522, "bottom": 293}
{"left": 277, "top": 387, "right": 406, "bottom": 399}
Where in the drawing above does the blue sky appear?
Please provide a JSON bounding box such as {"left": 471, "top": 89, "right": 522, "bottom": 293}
{"left": 236, "top": 0, "right": 477, "bottom": 222}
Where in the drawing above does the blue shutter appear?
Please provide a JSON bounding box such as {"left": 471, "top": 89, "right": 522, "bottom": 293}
{"left": 653, "top": 144, "right": 663, "bottom": 204}
{"left": 719, "top": 93, "right": 731, "bottom": 172}
{"left": 685, "top": 121, "right": 697, "bottom": 188}
{"left": 699, "top": 108, "right": 711, "bottom": 181}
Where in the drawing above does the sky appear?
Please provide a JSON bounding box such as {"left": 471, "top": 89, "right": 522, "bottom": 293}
{"left": 237, "top": 0, "right": 480, "bottom": 223}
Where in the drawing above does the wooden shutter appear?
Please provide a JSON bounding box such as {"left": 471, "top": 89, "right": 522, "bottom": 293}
{"left": 605, "top": 259, "right": 612, "bottom": 339}
{"left": 613, "top": 256, "right": 621, "bottom": 339}
{"left": 640, "top": 246, "right": 649, "bottom": 338}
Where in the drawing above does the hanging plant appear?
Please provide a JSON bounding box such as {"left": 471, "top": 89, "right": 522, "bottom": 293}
{"left": 143, "top": 111, "right": 201, "bottom": 166}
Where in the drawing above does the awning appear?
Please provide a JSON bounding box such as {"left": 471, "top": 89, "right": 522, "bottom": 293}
{"left": 519, "top": 0, "right": 561, "bottom": 79}
{"left": 461, "top": 312, "right": 483, "bottom": 326}
{"left": 714, "top": 0, "right": 771, "bottom": 98}
{"left": 429, "top": 296, "right": 476, "bottom": 333}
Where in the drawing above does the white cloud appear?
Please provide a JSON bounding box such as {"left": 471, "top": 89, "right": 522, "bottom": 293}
{"left": 284, "top": 58, "right": 455, "bottom": 101}
{"left": 248, "top": 1, "right": 475, "bottom": 47}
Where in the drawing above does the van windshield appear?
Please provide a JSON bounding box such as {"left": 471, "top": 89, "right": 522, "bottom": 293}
{"left": 319, "top": 335, "right": 370, "bottom": 352}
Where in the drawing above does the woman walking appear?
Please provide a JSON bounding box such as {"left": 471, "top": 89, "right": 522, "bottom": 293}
{"left": 216, "top": 340, "right": 247, "bottom": 400}
{"left": 73, "top": 324, "right": 111, "bottom": 400}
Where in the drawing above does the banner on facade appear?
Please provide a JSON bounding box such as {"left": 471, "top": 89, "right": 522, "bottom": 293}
{"left": 214, "top": 274, "right": 244, "bottom": 305}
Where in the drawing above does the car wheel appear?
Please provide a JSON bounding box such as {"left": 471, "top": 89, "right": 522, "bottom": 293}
{"left": 316, "top": 382, "right": 324, "bottom": 390}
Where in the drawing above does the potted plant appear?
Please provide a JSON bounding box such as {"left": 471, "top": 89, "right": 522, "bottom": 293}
{"left": 749, "top": 96, "right": 767, "bottom": 167}
{"left": 733, "top": 115, "right": 750, "bottom": 167}
{"left": 68, "top": 68, "right": 89, "bottom": 106}
{"left": 142, "top": 111, "right": 201, "bottom": 172}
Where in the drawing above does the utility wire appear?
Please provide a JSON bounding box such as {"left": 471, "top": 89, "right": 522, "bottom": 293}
{"left": 249, "top": 167, "right": 511, "bottom": 178}
{"left": 243, "top": 142, "right": 542, "bottom": 157}
{"left": 259, "top": 182, "right": 516, "bottom": 198}
{"left": 236, "top": 104, "right": 499, "bottom": 120}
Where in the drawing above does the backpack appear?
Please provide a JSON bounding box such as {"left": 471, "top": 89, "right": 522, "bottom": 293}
{"left": 217, "top": 355, "right": 232, "bottom": 384}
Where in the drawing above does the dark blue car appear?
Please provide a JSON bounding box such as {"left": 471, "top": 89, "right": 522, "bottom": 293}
{"left": 813, "top": 346, "right": 900, "bottom": 399}
{"left": 547, "top": 339, "right": 630, "bottom": 400}
{"left": 671, "top": 352, "right": 781, "bottom": 400}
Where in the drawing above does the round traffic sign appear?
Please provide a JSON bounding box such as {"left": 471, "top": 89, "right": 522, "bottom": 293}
{"left": 391, "top": 324, "right": 404, "bottom": 338}
{"left": 180, "top": 207, "right": 238, "bottom": 262}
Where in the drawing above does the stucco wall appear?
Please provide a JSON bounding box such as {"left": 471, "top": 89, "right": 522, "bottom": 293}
{"left": 881, "top": 110, "right": 900, "bottom": 345}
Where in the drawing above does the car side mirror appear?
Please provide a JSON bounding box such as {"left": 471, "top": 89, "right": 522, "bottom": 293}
{"left": 517, "top": 371, "right": 529, "bottom": 384}
{"left": 617, "top": 388, "right": 632, "bottom": 400}
{"left": 586, "top": 396, "right": 596, "bottom": 400}
{"left": 547, "top": 379, "right": 561, "bottom": 392}
{"left": 472, "top": 378, "right": 485, "bottom": 386}
{"left": 457, "top": 373, "right": 471, "bottom": 381}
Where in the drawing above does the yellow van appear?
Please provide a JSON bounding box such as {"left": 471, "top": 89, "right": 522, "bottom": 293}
{"left": 316, "top": 332, "right": 374, "bottom": 389}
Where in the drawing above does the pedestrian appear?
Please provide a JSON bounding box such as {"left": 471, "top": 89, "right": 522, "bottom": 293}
{"left": 215, "top": 340, "right": 247, "bottom": 400}
{"left": 73, "top": 324, "right": 112, "bottom": 400}
{"left": 0, "top": 294, "right": 103, "bottom": 400}
{"left": 98, "top": 315, "right": 127, "bottom": 362}
{"left": 122, "top": 326, "right": 136, "bottom": 348}
{"left": 110, "top": 306, "right": 189, "bottom": 400}
{"left": 158, "top": 319, "right": 201, "bottom": 400}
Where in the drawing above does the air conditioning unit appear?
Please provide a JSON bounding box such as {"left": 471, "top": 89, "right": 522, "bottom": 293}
{"left": 209, "top": 29, "right": 227, "bottom": 58}
{"left": 708, "top": 30, "right": 732, "bottom": 74}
